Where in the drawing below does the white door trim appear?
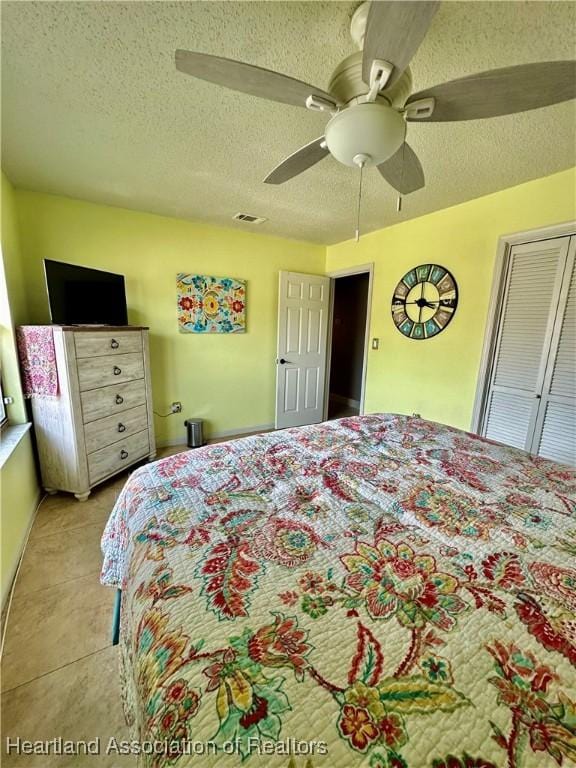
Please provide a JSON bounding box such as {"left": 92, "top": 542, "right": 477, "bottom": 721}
{"left": 470, "top": 220, "right": 576, "bottom": 433}
{"left": 324, "top": 263, "right": 374, "bottom": 420}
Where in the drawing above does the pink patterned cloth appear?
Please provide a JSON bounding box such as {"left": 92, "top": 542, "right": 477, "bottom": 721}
{"left": 16, "top": 325, "right": 59, "bottom": 397}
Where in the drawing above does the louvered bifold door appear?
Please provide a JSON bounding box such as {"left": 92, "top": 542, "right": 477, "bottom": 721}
{"left": 482, "top": 237, "right": 570, "bottom": 450}
{"left": 531, "top": 237, "right": 576, "bottom": 465}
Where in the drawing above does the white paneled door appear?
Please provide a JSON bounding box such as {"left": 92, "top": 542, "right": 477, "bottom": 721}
{"left": 276, "top": 271, "right": 330, "bottom": 429}
{"left": 481, "top": 234, "right": 576, "bottom": 466}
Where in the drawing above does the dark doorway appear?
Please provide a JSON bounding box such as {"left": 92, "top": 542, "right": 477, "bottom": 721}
{"left": 328, "top": 272, "right": 370, "bottom": 420}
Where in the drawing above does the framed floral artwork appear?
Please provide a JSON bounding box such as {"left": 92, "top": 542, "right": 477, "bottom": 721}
{"left": 177, "top": 274, "right": 246, "bottom": 333}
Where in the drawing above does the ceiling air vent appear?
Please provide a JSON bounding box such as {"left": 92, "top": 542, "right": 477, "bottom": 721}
{"left": 233, "top": 212, "right": 267, "bottom": 224}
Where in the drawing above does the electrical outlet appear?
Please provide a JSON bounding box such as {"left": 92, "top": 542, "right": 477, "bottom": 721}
{"left": 171, "top": 402, "right": 182, "bottom": 414}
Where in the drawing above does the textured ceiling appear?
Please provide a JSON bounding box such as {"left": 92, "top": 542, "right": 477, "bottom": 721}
{"left": 2, "top": 1, "right": 575, "bottom": 245}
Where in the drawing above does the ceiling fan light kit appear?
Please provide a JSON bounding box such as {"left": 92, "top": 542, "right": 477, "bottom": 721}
{"left": 325, "top": 102, "right": 406, "bottom": 168}
{"left": 176, "top": 0, "right": 576, "bottom": 240}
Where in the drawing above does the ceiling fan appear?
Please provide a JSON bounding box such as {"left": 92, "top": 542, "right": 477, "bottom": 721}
{"left": 175, "top": 1, "right": 576, "bottom": 210}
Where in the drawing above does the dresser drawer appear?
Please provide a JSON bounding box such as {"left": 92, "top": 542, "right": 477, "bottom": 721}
{"left": 88, "top": 429, "right": 149, "bottom": 485}
{"left": 84, "top": 405, "right": 148, "bottom": 454}
{"left": 74, "top": 331, "right": 142, "bottom": 358}
{"left": 77, "top": 353, "right": 144, "bottom": 391}
{"left": 81, "top": 379, "right": 147, "bottom": 424}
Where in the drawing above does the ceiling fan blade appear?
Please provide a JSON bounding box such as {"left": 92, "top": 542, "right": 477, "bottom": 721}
{"left": 264, "top": 137, "right": 329, "bottom": 185}
{"left": 377, "top": 143, "right": 425, "bottom": 194}
{"left": 362, "top": 1, "right": 440, "bottom": 87}
{"left": 176, "top": 50, "right": 336, "bottom": 108}
{"left": 406, "top": 60, "right": 576, "bottom": 121}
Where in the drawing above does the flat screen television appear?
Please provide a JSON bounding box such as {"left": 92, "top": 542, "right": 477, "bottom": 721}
{"left": 43, "top": 259, "right": 128, "bottom": 326}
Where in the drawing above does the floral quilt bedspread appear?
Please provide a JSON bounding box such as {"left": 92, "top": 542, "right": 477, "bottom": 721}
{"left": 101, "top": 414, "right": 576, "bottom": 768}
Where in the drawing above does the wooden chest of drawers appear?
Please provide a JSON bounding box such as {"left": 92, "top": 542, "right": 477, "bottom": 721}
{"left": 30, "top": 326, "right": 156, "bottom": 500}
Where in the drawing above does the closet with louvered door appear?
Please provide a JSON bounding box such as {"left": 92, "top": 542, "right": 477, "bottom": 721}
{"left": 480, "top": 234, "right": 576, "bottom": 466}
{"left": 531, "top": 243, "right": 576, "bottom": 464}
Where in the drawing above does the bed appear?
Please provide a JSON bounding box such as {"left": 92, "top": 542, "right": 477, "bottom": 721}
{"left": 101, "top": 414, "right": 576, "bottom": 768}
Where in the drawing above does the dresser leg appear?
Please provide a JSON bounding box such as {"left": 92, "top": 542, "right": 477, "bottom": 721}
{"left": 74, "top": 491, "right": 91, "bottom": 502}
{"left": 45, "top": 488, "right": 58, "bottom": 495}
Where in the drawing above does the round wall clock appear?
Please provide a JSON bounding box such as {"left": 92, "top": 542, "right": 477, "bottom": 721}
{"left": 391, "top": 264, "right": 458, "bottom": 340}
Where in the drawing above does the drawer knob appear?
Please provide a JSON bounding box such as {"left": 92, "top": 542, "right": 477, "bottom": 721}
{"left": 120, "top": 449, "right": 129, "bottom": 459}
{"left": 113, "top": 366, "right": 122, "bottom": 376}
{"left": 111, "top": 339, "right": 119, "bottom": 349}
{"left": 118, "top": 423, "right": 126, "bottom": 433}
{"left": 115, "top": 394, "right": 124, "bottom": 404}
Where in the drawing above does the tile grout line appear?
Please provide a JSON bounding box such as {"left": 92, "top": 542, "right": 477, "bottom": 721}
{"left": 29, "top": 515, "right": 114, "bottom": 542}
{"left": 22, "top": 520, "right": 108, "bottom": 543}
{"left": 1, "top": 644, "right": 116, "bottom": 695}
{"left": 13, "top": 519, "right": 108, "bottom": 600}
{"left": 11, "top": 569, "right": 107, "bottom": 602}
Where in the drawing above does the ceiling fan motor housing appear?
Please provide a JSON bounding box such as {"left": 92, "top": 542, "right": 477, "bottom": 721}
{"left": 328, "top": 51, "right": 413, "bottom": 107}
{"left": 325, "top": 102, "right": 406, "bottom": 167}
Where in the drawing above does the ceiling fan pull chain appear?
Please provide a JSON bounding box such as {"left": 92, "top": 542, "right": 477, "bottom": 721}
{"left": 355, "top": 161, "right": 365, "bottom": 242}
{"left": 397, "top": 141, "right": 406, "bottom": 214}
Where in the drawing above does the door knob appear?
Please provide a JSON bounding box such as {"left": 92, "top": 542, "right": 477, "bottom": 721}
{"left": 279, "top": 358, "right": 292, "bottom": 365}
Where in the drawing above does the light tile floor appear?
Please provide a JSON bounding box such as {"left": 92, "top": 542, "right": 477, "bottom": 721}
{"left": 1, "top": 440, "right": 240, "bottom": 767}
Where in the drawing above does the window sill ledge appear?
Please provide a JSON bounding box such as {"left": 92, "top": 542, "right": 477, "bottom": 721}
{"left": 0, "top": 423, "right": 32, "bottom": 470}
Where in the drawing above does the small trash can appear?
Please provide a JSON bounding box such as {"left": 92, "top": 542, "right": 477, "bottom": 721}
{"left": 184, "top": 419, "right": 204, "bottom": 448}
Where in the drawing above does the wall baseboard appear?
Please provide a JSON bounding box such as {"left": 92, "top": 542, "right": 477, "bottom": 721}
{"left": 157, "top": 423, "right": 276, "bottom": 448}
{"left": 329, "top": 393, "right": 360, "bottom": 409}
{"left": 1, "top": 489, "right": 42, "bottom": 613}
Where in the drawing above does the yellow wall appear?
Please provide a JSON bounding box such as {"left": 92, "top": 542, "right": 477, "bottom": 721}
{"left": 326, "top": 168, "right": 576, "bottom": 430}
{"left": 1, "top": 431, "right": 39, "bottom": 606}
{"left": 1, "top": 172, "right": 40, "bottom": 606}
{"left": 1, "top": 173, "right": 29, "bottom": 423}
{"left": 15, "top": 190, "right": 325, "bottom": 443}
